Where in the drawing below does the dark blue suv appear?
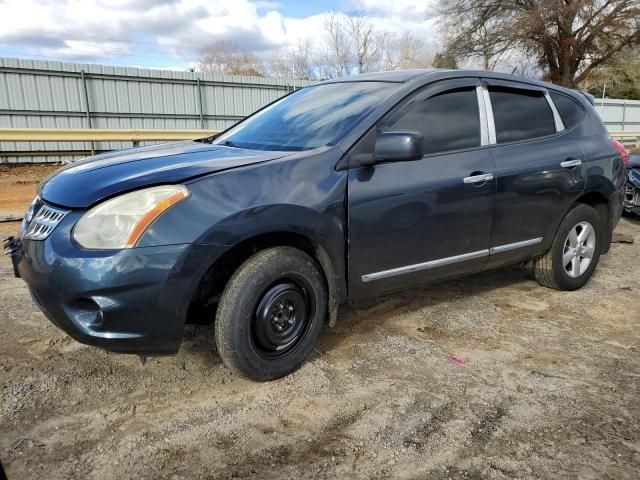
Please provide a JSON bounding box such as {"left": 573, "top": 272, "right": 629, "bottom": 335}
{"left": 5, "top": 70, "right": 626, "bottom": 380}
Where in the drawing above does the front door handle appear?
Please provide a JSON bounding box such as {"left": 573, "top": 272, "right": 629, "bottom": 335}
{"left": 463, "top": 173, "right": 494, "bottom": 184}
{"left": 560, "top": 159, "right": 582, "bottom": 168}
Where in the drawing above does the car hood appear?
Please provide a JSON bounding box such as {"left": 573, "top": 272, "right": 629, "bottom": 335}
{"left": 39, "top": 141, "right": 291, "bottom": 208}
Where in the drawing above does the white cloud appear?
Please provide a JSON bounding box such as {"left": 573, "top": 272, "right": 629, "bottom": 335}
{"left": 351, "top": 0, "right": 431, "bottom": 19}
{"left": 0, "top": 0, "right": 438, "bottom": 66}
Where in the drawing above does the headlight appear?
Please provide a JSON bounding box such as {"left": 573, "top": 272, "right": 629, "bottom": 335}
{"left": 73, "top": 185, "right": 189, "bottom": 249}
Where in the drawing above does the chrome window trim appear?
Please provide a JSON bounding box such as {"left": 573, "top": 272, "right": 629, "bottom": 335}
{"left": 361, "top": 237, "right": 544, "bottom": 282}
{"left": 544, "top": 91, "right": 565, "bottom": 132}
{"left": 476, "top": 85, "right": 490, "bottom": 146}
{"left": 481, "top": 85, "right": 497, "bottom": 144}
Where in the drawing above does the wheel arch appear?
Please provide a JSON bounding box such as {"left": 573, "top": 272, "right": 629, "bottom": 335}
{"left": 573, "top": 190, "right": 611, "bottom": 253}
{"left": 545, "top": 190, "right": 611, "bottom": 256}
{"left": 187, "top": 230, "right": 344, "bottom": 327}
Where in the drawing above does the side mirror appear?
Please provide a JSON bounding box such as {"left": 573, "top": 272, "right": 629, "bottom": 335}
{"left": 361, "top": 130, "right": 424, "bottom": 166}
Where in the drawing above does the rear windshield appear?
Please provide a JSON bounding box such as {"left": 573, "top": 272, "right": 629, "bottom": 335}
{"left": 213, "top": 82, "right": 396, "bottom": 151}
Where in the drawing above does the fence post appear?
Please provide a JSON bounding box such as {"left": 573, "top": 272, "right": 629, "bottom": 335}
{"left": 80, "top": 70, "right": 95, "bottom": 155}
{"left": 196, "top": 78, "right": 205, "bottom": 130}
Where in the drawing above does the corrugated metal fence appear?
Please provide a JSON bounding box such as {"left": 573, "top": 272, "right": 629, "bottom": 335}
{"left": 0, "top": 57, "right": 309, "bottom": 163}
{"left": 594, "top": 98, "right": 640, "bottom": 132}
{"left": 1, "top": 56, "right": 638, "bottom": 163}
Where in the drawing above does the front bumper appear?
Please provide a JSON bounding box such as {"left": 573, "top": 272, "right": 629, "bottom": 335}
{"left": 7, "top": 213, "right": 221, "bottom": 355}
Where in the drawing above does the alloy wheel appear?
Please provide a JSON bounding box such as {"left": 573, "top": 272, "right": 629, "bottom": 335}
{"left": 562, "top": 221, "right": 596, "bottom": 278}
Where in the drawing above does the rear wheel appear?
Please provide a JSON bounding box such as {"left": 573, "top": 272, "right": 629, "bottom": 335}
{"left": 215, "top": 247, "right": 327, "bottom": 381}
{"left": 533, "top": 204, "right": 602, "bottom": 291}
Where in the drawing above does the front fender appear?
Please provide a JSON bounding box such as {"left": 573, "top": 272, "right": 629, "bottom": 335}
{"left": 138, "top": 152, "right": 348, "bottom": 303}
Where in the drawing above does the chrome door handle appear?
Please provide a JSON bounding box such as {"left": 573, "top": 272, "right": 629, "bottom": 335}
{"left": 463, "top": 173, "right": 494, "bottom": 184}
{"left": 560, "top": 159, "right": 582, "bottom": 168}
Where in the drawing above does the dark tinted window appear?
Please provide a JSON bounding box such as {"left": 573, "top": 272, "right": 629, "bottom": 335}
{"left": 214, "top": 82, "right": 395, "bottom": 151}
{"left": 387, "top": 87, "right": 480, "bottom": 155}
{"left": 489, "top": 87, "right": 556, "bottom": 143}
{"left": 550, "top": 92, "right": 585, "bottom": 128}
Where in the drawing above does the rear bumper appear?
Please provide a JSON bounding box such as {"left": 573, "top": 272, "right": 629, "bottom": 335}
{"left": 10, "top": 214, "right": 222, "bottom": 355}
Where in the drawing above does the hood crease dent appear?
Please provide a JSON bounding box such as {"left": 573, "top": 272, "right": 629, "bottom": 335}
{"left": 39, "top": 141, "right": 290, "bottom": 208}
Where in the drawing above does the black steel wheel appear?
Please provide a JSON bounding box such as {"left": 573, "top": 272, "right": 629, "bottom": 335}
{"left": 252, "top": 279, "right": 315, "bottom": 358}
{"left": 215, "top": 247, "right": 327, "bottom": 381}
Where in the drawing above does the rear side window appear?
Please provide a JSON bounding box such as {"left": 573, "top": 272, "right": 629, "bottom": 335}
{"left": 489, "top": 87, "right": 556, "bottom": 143}
{"left": 549, "top": 92, "right": 585, "bottom": 128}
{"left": 387, "top": 87, "right": 480, "bottom": 155}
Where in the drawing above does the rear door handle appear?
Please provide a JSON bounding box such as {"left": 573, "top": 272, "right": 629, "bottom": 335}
{"left": 463, "top": 173, "right": 494, "bottom": 184}
{"left": 560, "top": 159, "right": 582, "bottom": 168}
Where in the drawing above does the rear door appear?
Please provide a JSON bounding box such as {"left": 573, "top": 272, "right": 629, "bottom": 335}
{"left": 483, "top": 80, "right": 586, "bottom": 268}
{"left": 347, "top": 78, "right": 496, "bottom": 298}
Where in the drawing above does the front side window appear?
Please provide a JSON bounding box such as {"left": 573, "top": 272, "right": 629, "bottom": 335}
{"left": 489, "top": 86, "right": 556, "bottom": 143}
{"left": 214, "top": 82, "right": 396, "bottom": 151}
{"left": 549, "top": 92, "right": 585, "bottom": 129}
{"left": 386, "top": 87, "right": 481, "bottom": 155}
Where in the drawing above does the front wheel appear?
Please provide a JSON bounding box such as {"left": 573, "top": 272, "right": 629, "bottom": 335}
{"left": 215, "top": 247, "right": 327, "bottom": 381}
{"left": 533, "top": 204, "right": 603, "bottom": 291}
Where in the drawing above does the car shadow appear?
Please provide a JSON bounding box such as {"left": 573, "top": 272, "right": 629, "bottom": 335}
{"left": 319, "top": 264, "right": 534, "bottom": 353}
{"left": 180, "top": 263, "right": 535, "bottom": 366}
{"left": 622, "top": 212, "right": 640, "bottom": 224}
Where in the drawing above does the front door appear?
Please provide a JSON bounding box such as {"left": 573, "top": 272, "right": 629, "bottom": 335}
{"left": 347, "top": 79, "right": 496, "bottom": 299}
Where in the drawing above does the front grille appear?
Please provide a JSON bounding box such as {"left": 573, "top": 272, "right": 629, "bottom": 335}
{"left": 630, "top": 168, "right": 640, "bottom": 184}
{"left": 23, "top": 203, "right": 70, "bottom": 240}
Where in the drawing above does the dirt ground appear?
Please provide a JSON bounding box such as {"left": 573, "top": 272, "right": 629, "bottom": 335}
{"left": 0, "top": 165, "right": 639, "bottom": 480}
{"left": 0, "top": 164, "right": 59, "bottom": 217}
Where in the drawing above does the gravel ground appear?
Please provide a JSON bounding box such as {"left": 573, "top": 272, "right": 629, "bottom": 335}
{"left": 1, "top": 215, "right": 639, "bottom": 480}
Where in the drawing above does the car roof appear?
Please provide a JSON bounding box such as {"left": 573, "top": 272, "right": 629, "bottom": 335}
{"left": 315, "top": 68, "right": 585, "bottom": 104}
{"left": 316, "top": 69, "right": 447, "bottom": 83}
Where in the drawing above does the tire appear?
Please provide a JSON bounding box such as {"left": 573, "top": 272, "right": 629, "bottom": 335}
{"left": 533, "top": 204, "right": 603, "bottom": 291}
{"left": 215, "top": 247, "right": 327, "bottom": 381}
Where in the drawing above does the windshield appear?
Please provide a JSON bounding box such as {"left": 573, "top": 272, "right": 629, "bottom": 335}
{"left": 213, "top": 82, "right": 396, "bottom": 151}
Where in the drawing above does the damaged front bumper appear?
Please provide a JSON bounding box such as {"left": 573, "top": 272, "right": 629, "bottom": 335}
{"left": 4, "top": 220, "right": 222, "bottom": 355}
{"left": 624, "top": 168, "right": 640, "bottom": 215}
{"left": 2, "top": 235, "right": 21, "bottom": 278}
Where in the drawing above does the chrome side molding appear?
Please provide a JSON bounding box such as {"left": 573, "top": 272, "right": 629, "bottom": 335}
{"left": 361, "top": 237, "right": 544, "bottom": 282}
{"left": 362, "top": 249, "right": 489, "bottom": 282}
{"left": 489, "top": 237, "right": 543, "bottom": 254}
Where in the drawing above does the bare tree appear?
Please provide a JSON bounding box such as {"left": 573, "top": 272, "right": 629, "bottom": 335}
{"left": 322, "top": 11, "right": 353, "bottom": 77}
{"left": 436, "top": 0, "right": 640, "bottom": 87}
{"left": 198, "top": 40, "right": 265, "bottom": 76}
{"left": 348, "top": 14, "right": 382, "bottom": 73}
{"left": 322, "top": 12, "right": 435, "bottom": 75}
{"left": 393, "top": 31, "right": 434, "bottom": 69}
{"left": 266, "top": 39, "right": 318, "bottom": 81}
{"left": 444, "top": 18, "right": 511, "bottom": 71}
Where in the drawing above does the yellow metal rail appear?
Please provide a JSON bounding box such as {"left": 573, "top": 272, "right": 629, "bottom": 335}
{"left": 610, "top": 131, "right": 640, "bottom": 149}
{"left": 0, "top": 128, "right": 637, "bottom": 149}
{"left": 0, "top": 128, "right": 219, "bottom": 142}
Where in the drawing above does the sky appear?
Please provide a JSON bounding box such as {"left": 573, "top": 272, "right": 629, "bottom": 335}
{"left": 0, "top": 0, "right": 436, "bottom": 70}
